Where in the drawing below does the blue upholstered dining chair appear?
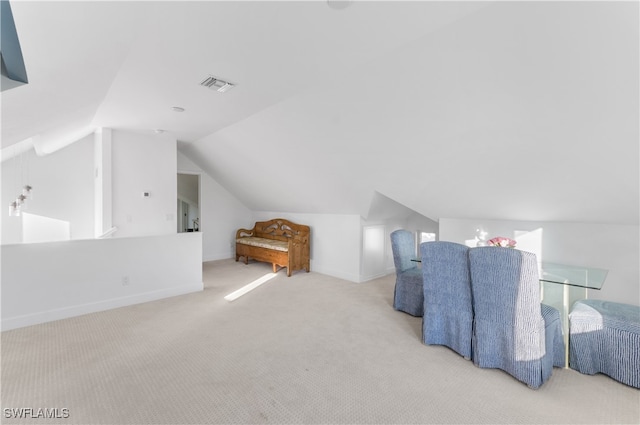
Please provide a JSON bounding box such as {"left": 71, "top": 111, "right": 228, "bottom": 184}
{"left": 569, "top": 300, "right": 640, "bottom": 388}
{"left": 469, "top": 247, "right": 565, "bottom": 389}
{"left": 390, "top": 229, "right": 423, "bottom": 317}
{"left": 420, "top": 241, "right": 473, "bottom": 359}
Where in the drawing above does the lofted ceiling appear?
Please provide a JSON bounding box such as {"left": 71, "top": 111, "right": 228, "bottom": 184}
{"left": 2, "top": 1, "right": 638, "bottom": 225}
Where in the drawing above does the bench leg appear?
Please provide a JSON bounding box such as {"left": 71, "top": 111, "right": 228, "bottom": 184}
{"left": 272, "top": 263, "right": 277, "bottom": 273}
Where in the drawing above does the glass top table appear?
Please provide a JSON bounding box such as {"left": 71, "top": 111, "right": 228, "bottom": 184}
{"left": 539, "top": 262, "right": 608, "bottom": 290}
{"left": 538, "top": 262, "right": 607, "bottom": 368}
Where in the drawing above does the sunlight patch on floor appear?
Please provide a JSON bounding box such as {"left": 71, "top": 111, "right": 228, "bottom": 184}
{"left": 224, "top": 272, "right": 278, "bottom": 301}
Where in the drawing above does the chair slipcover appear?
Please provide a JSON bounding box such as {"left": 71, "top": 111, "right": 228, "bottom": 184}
{"left": 390, "top": 229, "right": 423, "bottom": 317}
{"left": 420, "top": 241, "right": 473, "bottom": 359}
{"left": 569, "top": 300, "right": 640, "bottom": 388}
{"left": 469, "top": 247, "right": 565, "bottom": 389}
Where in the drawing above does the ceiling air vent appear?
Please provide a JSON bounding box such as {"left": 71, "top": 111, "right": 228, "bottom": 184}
{"left": 199, "top": 75, "right": 235, "bottom": 93}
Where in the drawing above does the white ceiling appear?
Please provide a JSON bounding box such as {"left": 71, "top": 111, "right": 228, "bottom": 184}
{"left": 3, "top": 1, "right": 639, "bottom": 225}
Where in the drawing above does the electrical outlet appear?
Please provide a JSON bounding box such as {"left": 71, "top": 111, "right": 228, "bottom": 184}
{"left": 122, "top": 276, "right": 130, "bottom": 286}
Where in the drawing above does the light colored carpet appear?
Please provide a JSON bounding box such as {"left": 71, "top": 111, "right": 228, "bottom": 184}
{"left": 1, "top": 259, "right": 639, "bottom": 424}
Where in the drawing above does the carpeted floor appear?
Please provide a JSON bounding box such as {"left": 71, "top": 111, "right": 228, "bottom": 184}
{"left": 1, "top": 259, "right": 639, "bottom": 424}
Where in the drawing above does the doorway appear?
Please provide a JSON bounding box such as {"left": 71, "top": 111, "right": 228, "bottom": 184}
{"left": 177, "top": 173, "right": 200, "bottom": 233}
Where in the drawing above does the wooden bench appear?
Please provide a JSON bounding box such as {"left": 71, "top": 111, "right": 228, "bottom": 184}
{"left": 235, "top": 218, "right": 310, "bottom": 277}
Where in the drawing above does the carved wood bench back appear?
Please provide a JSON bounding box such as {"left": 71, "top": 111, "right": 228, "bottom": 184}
{"left": 253, "top": 219, "right": 310, "bottom": 242}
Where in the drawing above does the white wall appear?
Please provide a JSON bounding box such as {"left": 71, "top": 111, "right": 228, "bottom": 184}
{"left": 439, "top": 218, "right": 640, "bottom": 306}
{"left": 22, "top": 212, "right": 70, "bottom": 243}
{"left": 111, "top": 130, "right": 177, "bottom": 238}
{"left": 1, "top": 232, "right": 203, "bottom": 331}
{"left": 1, "top": 134, "right": 94, "bottom": 244}
{"left": 252, "top": 211, "right": 362, "bottom": 282}
{"left": 360, "top": 194, "right": 439, "bottom": 279}
{"left": 177, "top": 151, "right": 252, "bottom": 261}
{"left": 361, "top": 218, "right": 405, "bottom": 282}
{"left": 361, "top": 223, "right": 387, "bottom": 281}
{"left": 360, "top": 213, "right": 439, "bottom": 282}
{"left": 406, "top": 212, "right": 439, "bottom": 238}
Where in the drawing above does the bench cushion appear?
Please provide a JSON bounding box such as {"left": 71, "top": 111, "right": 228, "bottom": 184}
{"left": 236, "top": 237, "right": 288, "bottom": 252}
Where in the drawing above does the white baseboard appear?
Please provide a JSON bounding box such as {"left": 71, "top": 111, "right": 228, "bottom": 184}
{"left": 309, "top": 263, "right": 360, "bottom": 283}
{"left": 1, "top": 282, "right": 203, "bottom": 332}
{"left": 203, "top": 251, "right": 234, "bottom": 262}
{"left": 360, "top": 270, "right": 394, "bottom": 283}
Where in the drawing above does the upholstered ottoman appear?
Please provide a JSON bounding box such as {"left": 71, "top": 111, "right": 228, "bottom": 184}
{"left": 569, "top": 300, "right": 640, "bottom": 388}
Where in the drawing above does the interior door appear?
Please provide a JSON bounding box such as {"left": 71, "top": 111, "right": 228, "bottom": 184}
{"left": 177, "top": 173, "right": 200, "bottom": 232}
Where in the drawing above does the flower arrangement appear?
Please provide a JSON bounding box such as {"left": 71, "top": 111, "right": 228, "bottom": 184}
{"left": 487, "top": 236, "right": 517, "bottom": 248}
